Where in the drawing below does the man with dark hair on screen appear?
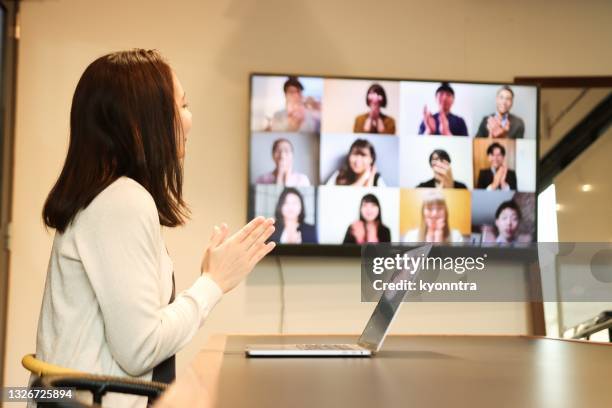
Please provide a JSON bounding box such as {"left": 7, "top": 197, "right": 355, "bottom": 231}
{"left": 475, "top": 85, "right": 525, "bottom": 139}
{"left": 417, "top": 149, "right": 467, "bottom": 189}
{"left": 476, "top": 142, "right": 517, "bottom": 190}
{"left": 268, "top": 76, "right": 320, "bottom": 132}
{"left": 418, "top": 82, "right": 468, "bottom": 136}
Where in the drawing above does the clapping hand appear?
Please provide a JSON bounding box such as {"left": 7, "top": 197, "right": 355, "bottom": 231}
{"left": 490, "top": 165, "right": 508, "bottom": 190}
{"left": 201, "top": 217, "right": 276, "bottom": 293}
{"left": 438, "top": 111, "right": 451, "bottom": 135}
{"left": 432, "top": 161, "right": 454, "bottom": 188}
{"left": 423, "top": 105, "right": 436, "bottom": 134}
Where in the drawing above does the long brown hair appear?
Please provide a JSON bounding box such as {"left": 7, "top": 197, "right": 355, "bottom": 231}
{"left": 43, "top": 49, "right": 188, "bottom": 232}
{"left": 336, "top": 139, "right": 376, "bottom": 185}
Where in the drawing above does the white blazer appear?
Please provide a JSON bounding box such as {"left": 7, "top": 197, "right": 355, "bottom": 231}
{"left": 32, "top": 177, "right": 222, "bottom": 407}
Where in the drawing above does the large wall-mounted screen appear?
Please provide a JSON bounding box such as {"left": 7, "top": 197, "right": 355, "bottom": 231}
{"left": 248, "top": 74, "right": 538, "bottom": 253}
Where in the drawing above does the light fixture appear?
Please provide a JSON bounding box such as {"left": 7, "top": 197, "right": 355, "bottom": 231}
{"left": 581, "top": 184, "right": 592, "bottom": 192}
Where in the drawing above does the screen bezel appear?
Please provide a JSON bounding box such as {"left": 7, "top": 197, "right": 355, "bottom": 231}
{"left": 247, "top": 72, "right": 540, "bottom": 257}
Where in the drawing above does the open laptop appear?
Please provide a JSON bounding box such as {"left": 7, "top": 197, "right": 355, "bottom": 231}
{"left": 245, "top": 244, "right": 432, "bottom": 357}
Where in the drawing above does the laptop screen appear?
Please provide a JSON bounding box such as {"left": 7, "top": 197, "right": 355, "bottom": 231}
{"left": 358, "top": 244, "right": 432, "bottom": 351}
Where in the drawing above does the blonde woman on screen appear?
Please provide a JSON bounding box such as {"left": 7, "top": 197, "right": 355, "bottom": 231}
{"left": 33, "top": 50, "right": 275, "bottom": 408}
{"left": 402, "top": 190, "right": 464, "bottom": 243}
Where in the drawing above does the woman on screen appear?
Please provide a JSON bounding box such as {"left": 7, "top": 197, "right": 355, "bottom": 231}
{"left": 353, "top": 84, "right": 396, "bottom": 134}
{"left": 34, "top": 50, "right": 275, "bottom": 407}
{"left": 402, "top": 190, "right": 464, "bottom": 243}
{"left": 255, "top": 138, "right": 311, "bottom": 187}
{"left": 326, "top": 139, "right": 385, "bottom": 187}
{"left": 269, "top": 187, "right": 317, "bottom": 244}
{"left": 343, "top": 194, "right": 391, "bottom": 244}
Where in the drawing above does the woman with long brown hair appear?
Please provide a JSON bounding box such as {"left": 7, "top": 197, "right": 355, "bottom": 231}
{"left": 326, "top": 139, "right": 385, "bottom": 187}
{"left": 34, "top": 49, "right": 275, "bottom": 407}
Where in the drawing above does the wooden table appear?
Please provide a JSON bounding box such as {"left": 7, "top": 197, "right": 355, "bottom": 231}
{"left": 155, "top": 334, "right": 612, "bottom": 408}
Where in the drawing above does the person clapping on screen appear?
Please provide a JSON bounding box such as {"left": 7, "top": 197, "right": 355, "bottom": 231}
{"left": 256, "top": 138, "right": 310, "bottom": 186}
{"left": 267, "top": 77, "right": 320, "bottom": 133}
{"left": 343, "top": 194, "right": 391, "bottom": 244}
{"left": 476, "top": 86, "right": 525, "bottom": 139}
{"left": 326, "top": 139, "right": 385, "bottom": 187}
{"left": 418, "top": 82, "right": 468, "bottom": 136}
{"left": 402, "top": 190, "right": 464, "bottom": 243}
{"left": 476, "top": 142, "right": 517, "bottom": 190}
{"left": 269, "top": 187, "right": 317, "bottom": 244}
{"left": 353, "top": 84, "right": 396, "bottom": 134}
{"left": 417, "top": 149, "right": 467, "bottom": 189}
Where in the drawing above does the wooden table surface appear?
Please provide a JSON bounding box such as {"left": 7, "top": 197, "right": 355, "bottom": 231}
{"left": 155, "top": 334, "right": 612, "bottom": 408}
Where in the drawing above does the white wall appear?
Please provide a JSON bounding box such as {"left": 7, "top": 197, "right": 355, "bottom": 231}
{"left": 5, "top": 0, "right": 612, "bottom": 389}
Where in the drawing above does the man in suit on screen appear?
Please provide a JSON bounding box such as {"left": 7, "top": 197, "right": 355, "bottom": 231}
{"left": 476, "top": 142, "right": 517, "bottom": 190}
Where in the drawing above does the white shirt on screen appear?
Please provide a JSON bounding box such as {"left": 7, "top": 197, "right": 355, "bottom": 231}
{"left": 31, "top": 177, "right": 222, "bottom": 408}
{"left": 255, "top": 171, "right": 311, "bottom": 187}
{"left": 325, "top": 170, "right": 386, "bottom": 187}
{"left": 401, "top": 228, "right": 465, "bottom": 243}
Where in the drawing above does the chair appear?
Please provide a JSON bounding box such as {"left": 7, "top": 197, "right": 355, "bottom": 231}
{"left": 22, "top": 354, "right": 168, "bottom": 407}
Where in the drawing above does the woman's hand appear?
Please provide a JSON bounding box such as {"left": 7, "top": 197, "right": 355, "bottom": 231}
{"left": 350, "top": 220, "right": 366, "bottom": 244}
{"left": 201, "top": 216, "right": 276, "bottom": 293}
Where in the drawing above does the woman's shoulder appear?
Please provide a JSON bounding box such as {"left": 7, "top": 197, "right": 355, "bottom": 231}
{"left": 450, "top": 229, "right": 465, "bottom": 243}
{"left": 292, "top": 173, "right": 311, "bottom": 187}
{"left": 402, "top": 228, "right": 419, "bottom": 242}
{"left": 76, "top": 177, "right": 158, "bottom": 227}
{"left": 354, "top": 112, "right": 369, "bottom": 122}
{"left": 326, "top": 170, "right": 339, "bottom": 185}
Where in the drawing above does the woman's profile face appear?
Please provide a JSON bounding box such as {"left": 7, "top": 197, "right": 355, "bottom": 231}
{"left": 173, "top": 72, "right": 192, "bottom": 159}
{"left": 495, "top": 208, "right": 519, "bottom": 241}
{"left": 423, "top": 203, "right": 446, "bottom": 230}
{"left": 348, "top": 147, "right": 373, "bottom": 175}
{"left": 281, "top": 193, "right": 302, "bottom": 222}
{"left": 273, "top": 140, "right": 294, "bottom": 168}
{"left": 360, "top": 201, "right": 379, "bottom": 222}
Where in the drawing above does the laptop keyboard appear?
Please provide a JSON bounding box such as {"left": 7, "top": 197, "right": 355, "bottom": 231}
{"left": 295, "top": 344, "right": 362, "bottom": 351}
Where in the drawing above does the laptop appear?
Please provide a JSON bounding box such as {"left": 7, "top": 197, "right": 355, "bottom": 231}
{"left": 245, "top": 244, "right": 432, "bottom": 357}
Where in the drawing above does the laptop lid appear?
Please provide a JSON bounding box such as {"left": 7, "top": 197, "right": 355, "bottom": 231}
{"left": 357, "top": 244, "right": 433, "bottom": 352}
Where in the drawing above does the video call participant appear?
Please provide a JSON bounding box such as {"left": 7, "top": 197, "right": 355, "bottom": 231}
{"left": 353, "top": 83, "right": 396, "bottom": 134}
{"left": 402, "top": 190, "right": 464, "bottom": 243}
{"left": 476, "top": 86, "right": 525, "bottom": 139}
{"left": 418, "top": 82, "right": 468, "bottom": 136}
{"left": 267, "top": 76, "right": 320, "bottom": 133}
{"left": 255, "top": 138, "right": 311, "bottom": 186}
{"left": 269, "top": 187, "right": 317, "bottom": 244}
{"left": 476, "top": 142, "right": 517, "bottom": 190}
{"left": 417, "top": 149, "right": 467, "bottom": 189}
{"left": 343, "top": 194, "right": 391, "bottom": 244}
{"left": 326, "top": 139, "right": 386, "bottom": 186}
{"left": 493, "top": 200, "right": 522, "bottom": 244}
